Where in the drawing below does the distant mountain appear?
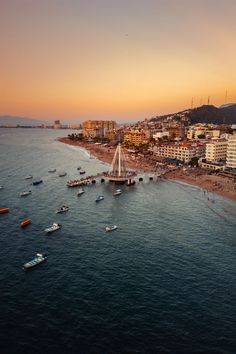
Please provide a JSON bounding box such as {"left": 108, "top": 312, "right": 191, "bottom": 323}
{"left": 0, "top": 115, "right": 51, "bottom": 126}
{"left": 187, "top": 105, "right": 236, "bottom": 124}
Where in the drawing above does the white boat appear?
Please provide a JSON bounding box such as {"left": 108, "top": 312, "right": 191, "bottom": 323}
{"left": 20, "top": 190, "right": 32, "bottom": 197}
{"left": 95, "top": 195, "right": 104, "bottom": 202}
{"left": 59, "top": 172, "right": 67, "bottom": 177}
{"left": 56, "top": 205, "right": 69, "bottom": 214}
{"left": 114, "top": 189, "right": 122, "bottom": 196}
{"left": 25, "top": 175, "right": 33, "bottom": 180}
{"left": 105, "top": 225, "right": 118, "bottom": 232}
{"left": 23, "top": 253, "right": 47, "bottom": 269}
{"left": 44, "top": 222, "right": 61, "bottom": 233}
{"left": 48, "top": 169, "right": 56, "bottom": 173}
{"left": 77, "top": 188, "right": 85, "bottom": 196}
{"left": 0, "top": 186, "right": 3, "bottom": 190}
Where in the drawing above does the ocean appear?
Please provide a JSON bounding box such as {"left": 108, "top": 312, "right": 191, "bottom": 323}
{"left": 0, "top": 128, "right": 236, "bottom": 354}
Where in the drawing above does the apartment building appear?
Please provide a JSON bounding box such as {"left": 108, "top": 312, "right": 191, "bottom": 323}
{"left": 124, "top": 131, "right": 148, "bottom": 146}
{"left": 205, "top": 139, "right": 228, "bottom": 162}
{"left": 226, "top": 133, "right": 236, "bottom": 168}
{"left": 152, "top": 142, "right": 205, "bottom": 163}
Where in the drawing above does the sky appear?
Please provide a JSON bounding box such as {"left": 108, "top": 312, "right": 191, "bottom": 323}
{"left": 0, "top": 0, "right": 236, "bottom": 122}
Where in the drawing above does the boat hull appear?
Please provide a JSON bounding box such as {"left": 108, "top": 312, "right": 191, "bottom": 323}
{"left": 0, "top": 208, "right": 9, "bottom": 214}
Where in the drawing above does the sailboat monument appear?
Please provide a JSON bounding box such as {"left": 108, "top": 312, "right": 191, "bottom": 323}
{"left": 104, "top": 143, "right": 136, "bottom": 184}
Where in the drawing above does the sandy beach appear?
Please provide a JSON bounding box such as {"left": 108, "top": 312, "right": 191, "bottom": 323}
{"left": 58, "top": 137, "right": 236, "bottom": 202}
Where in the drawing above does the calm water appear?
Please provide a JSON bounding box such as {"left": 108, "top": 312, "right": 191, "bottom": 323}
{"left": 0, "top": 128, "right": 236, "bottom": 354}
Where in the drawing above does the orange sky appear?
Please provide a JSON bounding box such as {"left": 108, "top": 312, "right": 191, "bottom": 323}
{"left": 1, "top": 0, "right": 236, "bottom": 122}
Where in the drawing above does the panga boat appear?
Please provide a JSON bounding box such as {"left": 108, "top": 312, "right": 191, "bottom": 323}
{"left": 79, "top": 170, "right": 86, "bottom": 175}
{"left": 23, "top": 253, "right": 47, "bottom": 269}
{"left": 25, "top": 175, "right": 33, "bottom": 180}
{"left": 32, "top": 180, "right": 43, "bottom": 186}
{"left": 48, "top": 169, "right": 56, "bottom": 173}
{"left": 21, "top": 218, "right": 31, "bottom": 227}
{"left": 56, "top": 205, "right": 69, "bottom": 214}
{"left": 59, "top": 172, "right": 67, "bottom": 177}
{"left": 0, "top": 207, "right": 9, "bottom": 214}
{"left": 77, "top": 188, "right": 85, "bottom": 196}
{"left": 45, "top": 222, "right": 61, "bottom": 234}
{"left": 114, "top": 189, "right": 122, "bottom": 196}
{"left": 95, "top": 195, "right": 104, "bottom": 202}
{"left": 20, "top": 190, "right": 32, "bottom": 197}
{"left": 105, "top": 225, "right": 118, "bottom": 232}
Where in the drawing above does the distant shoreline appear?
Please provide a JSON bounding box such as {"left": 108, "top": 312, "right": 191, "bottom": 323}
{"left": 58, "top": 137, "right": 236, "bottom": 202}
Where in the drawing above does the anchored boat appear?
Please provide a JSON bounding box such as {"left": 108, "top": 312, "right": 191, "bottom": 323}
{"left": 77, "top": 188, "right": 85, "bottom": 196}
{"left": 114, "top": 189, "right": 122, "bottom": 196}
{"left": 23, "top": 253, "right": 47, "bottom": 269}
{"left": 32, "top": 180, "right": 43, "bottom": 186}
{"left": 0, "top": 207, "right": 9, "bottom": 214}
{"left": 95, "top": 195, "right": 104, "bottom": 202}
{"left": 45, "top": 222, "right": 61, "bottom": 234}
{"left": 21, "top": 218, "right": 31, "bottom": 228}
{"left": 20, "top": 190, "right": 32, "bottom": 197}
{"left": 105, "top": 225, "right": 118, "bottom": 232}
{"left": 56, "top": 205, "right": 69, "bottom": 214}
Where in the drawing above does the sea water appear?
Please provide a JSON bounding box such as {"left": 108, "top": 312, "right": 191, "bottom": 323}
{"left": 0, "top": 128, "right": 236, "bottom": 354}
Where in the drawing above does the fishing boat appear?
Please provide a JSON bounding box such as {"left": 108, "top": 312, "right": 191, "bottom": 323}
{"left": 48, "top": 169, "right": 56, "bottom": 173}
{"left": 59, "top": 172, "right": 67, "bottom": 177}
{"left": 21, "top": 218, "right": 31, "bottom": 227}
{"left": 105, "top": 225, "right": 118, "bottom": 232}
{"left": 77, "top": 188, "right": 85, "bottom": 196}
{"left": 32, "top": 180, "right": 43, "bottom": 186}
{"left": 113, "top": 189, "right": 122, "bottom": 196}
{"left": 95, "top": 195, "right": 104, "bottom": 202}
{"left": 56, "top": 205, "right": 69, "bottom": 214}
{"left": 23, "top": 253, "right": 47, "bottom": 269}
{"left": 19, "top": 190, "right": 32, "bottom": 197}
{"left": 0, "top": 207, "right": 9, "bottom": 214}
{"left": 79, "top": 170, "right": 86, "bottom": 175}
{"left": 25, "top": 175, "right": 33, "bottom": 180}
{"left": 45, "top": 222, "right": 61, "bottom": 234}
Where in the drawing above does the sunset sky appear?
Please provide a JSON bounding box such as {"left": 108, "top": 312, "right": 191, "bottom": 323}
{"left": 1, "top": 0, "right": 236, "bottom": 122}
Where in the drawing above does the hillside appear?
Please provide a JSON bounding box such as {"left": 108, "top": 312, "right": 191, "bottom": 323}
{"left": 188, "top": 105, "right": 236, "bottom": 124}
{"left": 0, "top": 115, "right": 51, "bottom": 126}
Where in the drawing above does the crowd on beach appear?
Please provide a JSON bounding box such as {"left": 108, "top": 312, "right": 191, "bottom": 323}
{"left": 58, "top": 137, "right": 236, "bottom": 202}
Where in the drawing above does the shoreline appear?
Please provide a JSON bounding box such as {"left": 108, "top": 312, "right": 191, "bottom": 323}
{"left": 58, "top": 137, "right": 236, "bottom": 202}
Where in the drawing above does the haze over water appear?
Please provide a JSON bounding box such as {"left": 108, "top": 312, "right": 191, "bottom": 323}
{"left": 0, "top": 129, "right": 236, "bottom": 353}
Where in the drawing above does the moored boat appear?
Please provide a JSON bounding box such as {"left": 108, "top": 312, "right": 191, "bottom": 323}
{"left": 25, "top": 175, "right": 33, "bottom": 180}
{"left": 0, "top": 207, "right": 9, "bottom": 214}
{"left": 79, "top": 170, "right": 86, "bottom": 175}
{"left": 59, "top": 172, "right": 67, "bottom": 177}
{"left": 48, "top": 169, "right": 56, "bottom": 173}
{"left": 21, "top": 218, "right": 31, "bottom": 227}
{"left": 95, "top": 195, "right": 104, "bottom": 202}
{"left": 77, "top": 166, "right": 82, "bottom": 170}
{"left": 77, "top": 188, "right": 85, "bottom": 196}
{"left": 114, "top": 189, "right": 122, "bottom": 196}
{"left": 0, "top": 186, "right": 3, "bottom": 190}
{"left": 105, "top": 225, "right": 118, "bottom": 232}
{"left": 32, "top": 180, "right": 43, "bottom": 186}
{"left": 45, "top": 222, "right": 61, "bottom": 234}
{"left": 20, "top": 190, "right": 32, "bottom": 197}
{"left": 23, "top": 253, "right": 47, "bottom": 269}
{"left": 56, "top": 205, "right": 69, "bottom": 214}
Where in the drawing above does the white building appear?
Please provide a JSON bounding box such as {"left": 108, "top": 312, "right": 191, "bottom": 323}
{"left": 152, "top": 142, "right": 205, "bottom": 163}
{"left": 205, "top": 139, "right": 228, "bottom": 162}
{"left": 153, "top": 131, "right": 169, "bottom": 140}
{"left": 226, "top": 133, "right": 236, "bottom": 168}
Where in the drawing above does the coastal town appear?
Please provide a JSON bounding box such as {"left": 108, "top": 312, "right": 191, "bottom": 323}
{"left": 57, "top": 107, "right": 236, "bottom": 201}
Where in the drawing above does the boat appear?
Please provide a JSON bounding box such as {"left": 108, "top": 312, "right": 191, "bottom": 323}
{"left": 79, "top": 170, "right": 86, "bottom": 175}
{"left": 0, "top": 186, "right": 3, "bottom": 190}
{"left": 56, "top": 205, "right": 69, "bottom": 214}
{"left": 23, "top": 253, "right": 47, "bottom": 269}
{"left": 20, "top": 190, "right": 32, "bottom": 197}
{"left": 25, "top": 175, "right": 33, "bottom": 180}
{"left": 113, "top": 189, "right": 122, "bottom": 196}
{"left": 44, "top": 222, "right": 61, "bottom": 234}
{"left": 21, "top": 218, "right": 31, "bottom": 227}
{"left": 77, "top": 166, "right": 82, "bottom": 170}
{"left": 77, "top": 188, "right": 85, "bottom": 196}
{"left": 48, "top": 169, "right": 56, "bottom": 173}
{"left": 59, "top": 172, "right": 67, "bottom": 177}
{"left": 95, "top": 195, "right": 104, "bottom": 202}
{"left": 32, "top": 180, "right": 43, "bottom": 186}
{"left": 0, "top": 207, "right": 9, "bottom": 214}
{"left": 105, "top": 225, "right": 118, "bottom": 232}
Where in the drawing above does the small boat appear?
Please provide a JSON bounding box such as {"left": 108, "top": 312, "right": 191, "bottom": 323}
{"left": 20, "top": 190, "right": 32, "bottom": 197}
{"left": 56, "top": 205, "right": 69, "bottom": 214}
{"left": 23, "top": 253, "right": 47, "bottom": 269}
{"left": 105, "top": 225, "right": 118, "bottom": 232}
{"left": 0, "top": 186, "right": 3, "bottom": 190}
{"left": 45, "top": 222, "right": 61, "bottom": 234}
{"left": 21, "top": 218, "right": 31, "bottom": 227}
{"left": 48, "top": 169, "right": 56, "bottom": 173}
{"left": 25, "top": 175, "right": 33, "bottom": 180}
{"left": 114, "top": 189, "right": 122, "bottom": 196}
{"left": 77, "top": 166, "right": 82, "bottom": 170}
{"left": 32, "top": 180, "right": 43, "bottom": 186}
{"left": 0, "top": 207, "right": 9, "bottom": 214}
{"left": 77, "top": 188, "right": 85, "bottom": 196}
{"left": 79, "top": 170, "right": 86, "bottom": 175}
{"left": 59, "top": 172, "right": 67, "bottom": 177}
{"left": 95, "top": 195, "right": 104, "bottom": 202}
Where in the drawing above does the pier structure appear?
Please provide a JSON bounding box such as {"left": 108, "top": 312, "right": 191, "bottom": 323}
{"left": 103, "top": 143, "right": 136, "bottom": 183}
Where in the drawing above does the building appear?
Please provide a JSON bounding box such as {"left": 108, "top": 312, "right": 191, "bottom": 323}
{"left": 124, "top": 131, "right": 148, "bottom": 146}
{"left": 54, "top": 120, "right": 61, "bottom": 129}
{"left": 205, "top": 139, "right": 228, "bottom": 162}
{"left": 83, "top": 120, "right": 117, "bottom": 138}
{"left": 153, "top": 131, "right": 170, "bottom": 140}
{"left": 226, "top": 133, "right": 236, "bottom": 168}
{"left": 152, "top": 142, "right": 205, "bottom": 163}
